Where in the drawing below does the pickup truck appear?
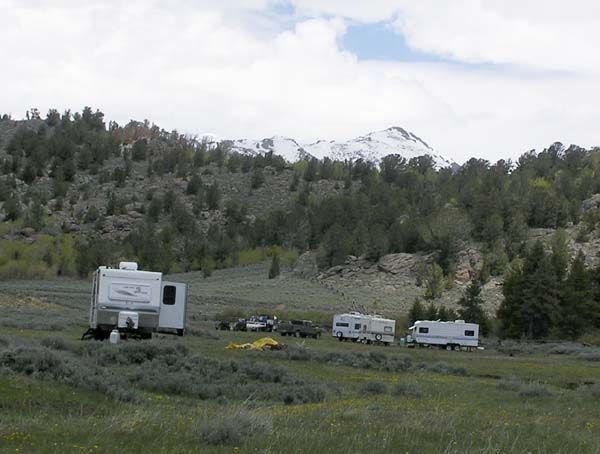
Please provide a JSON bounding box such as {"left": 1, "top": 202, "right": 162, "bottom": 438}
{"left": 278, "top": 320, "right": 323, "bottom": 339}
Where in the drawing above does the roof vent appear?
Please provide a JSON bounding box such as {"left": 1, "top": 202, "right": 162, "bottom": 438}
{"left": 119, "top": 261, "right": 138, "bottom": 271}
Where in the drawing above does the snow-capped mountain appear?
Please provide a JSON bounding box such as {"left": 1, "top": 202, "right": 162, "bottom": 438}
{"left": 220, "top": 127, "right": 453, "bottom": 168}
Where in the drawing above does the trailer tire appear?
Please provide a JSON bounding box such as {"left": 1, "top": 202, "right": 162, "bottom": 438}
{"left": 336, "top": 331, "right": 343, "bottom": 341}
{"left": 375, "top": 333, "right": 382, "bottom": 342}
{"left": 446, "top": 345, "right": 453, "bottom": 351}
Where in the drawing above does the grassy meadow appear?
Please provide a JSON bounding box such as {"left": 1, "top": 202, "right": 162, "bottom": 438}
{"left": 1, "top": 263, "right": 600, "bottom": 453}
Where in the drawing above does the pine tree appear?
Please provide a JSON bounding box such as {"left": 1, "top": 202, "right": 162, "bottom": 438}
{"left": 268, "top": 254, "right": 281, "bottom": 279}
{"left": 425, "top": 302, "right": 438, "bottom": 320}
{"left": 559, "top": 250, "right": 593, "bottom": 337}
{"left": 437, "top": 305, "right": 450, "bottom": 321}
{"left": 251, "top": 168, "right": 265, "bottom": 189}
{"left": 408, "top": 298, "right": 425, "bottom": 325}
{"left": 206, "top": 183, "right": 221, "bottom": 211}
{"left": 498, "top": 241, "right": 560, "bottom": 339}
{"left": 457, "top": 279, "right": 489, "bottom": 335}
{"left": 424, "top": 263, "right": 444, "bottom": 300}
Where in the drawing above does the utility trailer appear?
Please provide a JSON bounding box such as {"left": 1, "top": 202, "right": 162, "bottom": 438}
{"left": 407, "top": 320, "right": 479, "bottom": 351}
{"left": 82, "top": 262, "right": 187, "bottom": 340}
{"left": 332, "top": 312, "right": 395, "bottom": 345}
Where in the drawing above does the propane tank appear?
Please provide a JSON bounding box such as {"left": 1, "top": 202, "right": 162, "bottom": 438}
{"left": 109, "top": 329, "right": 121, "bottom": 344}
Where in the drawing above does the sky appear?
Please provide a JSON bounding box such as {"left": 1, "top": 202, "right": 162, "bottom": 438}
{"left": 1, "top": 0, "right": 600, "bottom": 163}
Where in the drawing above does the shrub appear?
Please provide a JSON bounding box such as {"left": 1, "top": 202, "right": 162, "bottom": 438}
{"left": 580, "top": 352, "right": 600, "bottom": 362}
{"left": 497, "top": 376, "right": 522, "bottom": 391}
{"left": 40, "top": 336, "right": 69, "bottom": 351}
{"left": 426, "top": 362, "right": 468, "bottom": 376}
{"left": 392, "top": 381, "right": 423, "bottom": 398}
{"left": 360, "top": 380, "right": 388, "bottom": 395}
{"left": 196, "top": 408, "right": 272, "bottom": 446}
{"left": 518, "top": 382, "right": 553, "bottom": 397}
{"left": 0, "top": 346, "right": 136, "bottom": 402}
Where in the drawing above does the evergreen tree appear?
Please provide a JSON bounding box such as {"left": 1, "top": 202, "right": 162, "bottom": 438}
{"left": 498, "top": 241, "right": 561, "bottom": 339}
{"left": 4, "top": 193, "right": 21, "bottom": 221}
{"left": 437, "top": 305, "right": 451, "bottom": 321}
{"left": 424, "top": 263, "right": 444, "bottom": 300}
{"left": 206, "top": 183, "right": 221, "bottom": 211}
{"left": 251, "top": 168, "right": 265, "bottom": 189}
{"left": 131, "top": 139, "right": 148, "bottom": 161}
{"left": 201, "top": 256, "right": 215, "bottom": 278}
{"left": 457, "top": 280, "right": 489, "bottom": 335}
{"left": 425, "top": 302, "right": 438, "bottom": 320}
{"left": 186, "top": 174, "right": 203, "bottom": 195}
{"left": 268, "top": 253, "right": 281, "bottom": 279}
{"left": 559, "top": 250, "right": 594, "bottom": 337}
{"left": 408, "top": 298, "right": 425, "bottom": 325}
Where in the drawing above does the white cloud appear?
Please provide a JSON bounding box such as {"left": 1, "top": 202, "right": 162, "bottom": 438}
{"left": 0, "top": 1, "right": 599, "bottom": 164}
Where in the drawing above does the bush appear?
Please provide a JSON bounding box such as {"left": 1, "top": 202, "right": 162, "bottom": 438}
{"left": 196, "top": 408, "right": 272, "bottom": 446}
{"left": 426, "top": 362, "right": 468, "bottom": 376}
{"left": 360, "top": 380, "right": 388, "bottom": 395}
{"left": 497, "top": 376, "right": 522, "bottom": 391}
{"left": 40, "top": 336, "right": 69, "bottom": 351}
{"left": 392, "top": 381, "right": 423, "bottom": 397}
{"left": 518, "top": 382, "right": 553, "bottom": 397}
{"left": 580, "top": 352, "right": 600, "bottom": 362}
{"left": 0, "top": 346, "right": 136, "bottom": 402}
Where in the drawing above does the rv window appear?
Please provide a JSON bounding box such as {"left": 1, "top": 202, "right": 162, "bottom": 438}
{"left": 464, "top": 330, "right": 475, "bottom": 337}
{"left": 354, "top": 323, "right": 361, "bottom": 330}
{"left": 336, "top": 322, "right": 349, "bottom": 328}
{"left": 163, "top": 285, "right": 176, "bottom": 305}
{"left": 384, "top": 326, "right": 392, "bottom": 333}
{"left": 418, "top": 327, "right": 429, "bottom": 334}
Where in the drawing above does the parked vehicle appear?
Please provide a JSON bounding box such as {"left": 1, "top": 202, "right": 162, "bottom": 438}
{"left": 215, "top": 320, "right": 231, "bottom": 331}
{"left": 82, "top": 262, "right": 187, "bottom": 340}
{"left": 232, "top": 319, "right": 247, "bottom": 331}
{"left": 332, "top": 312, "right": 395, "bottom": 345}
{"left": 407, "top": 320, "right": 479, "bottom": 350}
{"left": 278, "top": 320, "right": 322, "bottom": 338}
{"left": 246, "top": 314, "right": 277, "bottom": 332}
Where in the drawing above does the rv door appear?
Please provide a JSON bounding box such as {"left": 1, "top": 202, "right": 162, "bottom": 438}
{"left": 158, "top": 281, "right": 187, "bottom": 335}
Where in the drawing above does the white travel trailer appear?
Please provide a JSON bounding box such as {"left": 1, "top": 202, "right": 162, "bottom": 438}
{"left": 332, "top": 312, "right": 396, "bottom": 345}
{"left": 82, "top": 262, "right": 187, "bottom": 340}
{"left": 407, "top": 320, "right": 479, "bottom": 350}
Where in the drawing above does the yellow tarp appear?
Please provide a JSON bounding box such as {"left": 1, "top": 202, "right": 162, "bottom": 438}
{"left": 226, "top": 337, "right": 281, "bottom": 351}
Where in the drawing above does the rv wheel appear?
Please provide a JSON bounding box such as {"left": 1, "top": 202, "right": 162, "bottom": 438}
{"left": 375, "top": 333, "right": 382, "bottom": 342}
{"left": 446, "top": 345, "right": 453, "bottom": 351}
{"left": 336, "top": 331, "right": 343, "bottom": 341}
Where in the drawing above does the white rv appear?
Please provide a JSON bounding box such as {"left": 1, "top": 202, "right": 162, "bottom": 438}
{"left": 82, "top": 262, "right": 187, "bottom": 340}
{"left": 332, "top": 312, "right": 396, "bottom": 345}
{"left": 407, "top": 320, "right": 479, "bottom": 350}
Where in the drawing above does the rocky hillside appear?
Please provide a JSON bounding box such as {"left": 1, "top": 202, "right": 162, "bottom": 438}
{"left": 3, "top": 109, "right": 600, "bottom": 324}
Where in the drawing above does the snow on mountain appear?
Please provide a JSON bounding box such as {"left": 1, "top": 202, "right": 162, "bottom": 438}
{"left": 222, "top": 127, "right": 454, "bottom": 168}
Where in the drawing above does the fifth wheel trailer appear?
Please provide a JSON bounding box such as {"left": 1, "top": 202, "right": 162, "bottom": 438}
{"left": 407, "top": 320, "right": 479, "bottom": 350}
{"left": 82, "top": 262, "right": 187, "bottom": 340}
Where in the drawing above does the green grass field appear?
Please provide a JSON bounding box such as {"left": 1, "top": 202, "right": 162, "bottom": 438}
{"left": 1, "top": 265, "right": 600, "bottom": 453}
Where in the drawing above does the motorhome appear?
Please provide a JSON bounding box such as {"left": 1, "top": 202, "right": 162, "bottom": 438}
{"left": 332, "top": 312, "right": 396, "bottom": 345}
{"left": 82, "top": 262, "right": 187, "bottom": 340}
{"left": 407, "top": 320, "right": 479, "bottom": 350}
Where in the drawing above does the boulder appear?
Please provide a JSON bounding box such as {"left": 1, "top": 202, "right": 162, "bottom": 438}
{"left": 582, "top": 194, "right": 600, "bottom": 213}
{"left": 20, "top": 227, "right": 35, "bottom": 237}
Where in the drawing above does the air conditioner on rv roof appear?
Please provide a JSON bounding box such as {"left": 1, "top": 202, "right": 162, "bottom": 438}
{"left": 119, "top": 262, "right": 138, "bottom": 271}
